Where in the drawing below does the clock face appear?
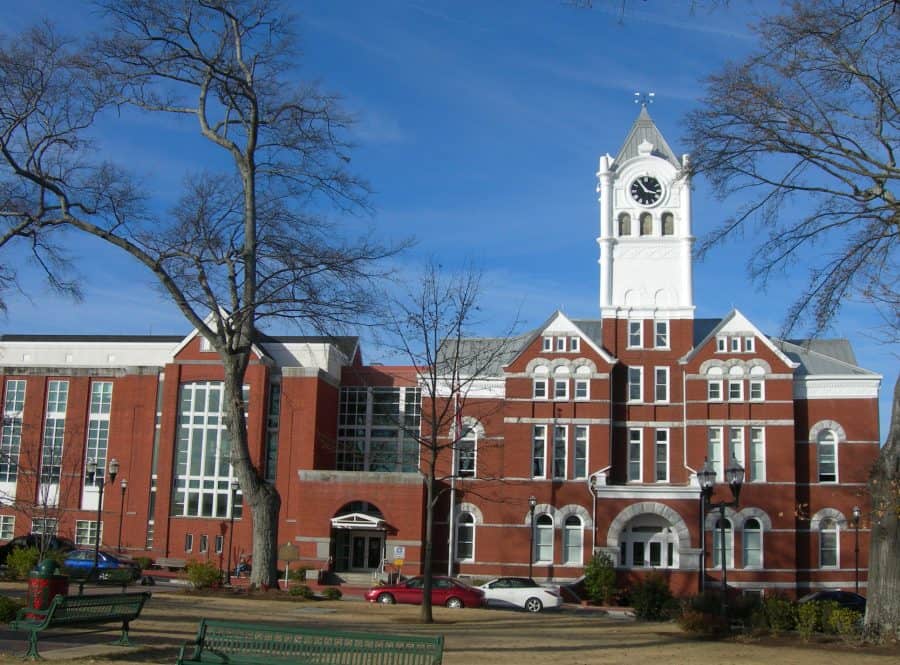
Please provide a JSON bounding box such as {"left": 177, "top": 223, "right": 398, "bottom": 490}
{"left": 630, "top": 176, "right": 663, "bottom": 205}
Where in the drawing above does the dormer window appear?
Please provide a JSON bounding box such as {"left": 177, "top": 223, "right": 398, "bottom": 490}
{"left": 542, "top": 337, "right": 552, "bottom": 352}
{"left": 570, "top": 337, "right": 580, "bottom": 352}
{"left": 556, "top": 337, "right": 566, "bottom": 352}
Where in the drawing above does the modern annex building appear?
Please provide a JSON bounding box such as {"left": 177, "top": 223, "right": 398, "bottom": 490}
{"left": 0, "top": 109, "right": 882, "bottom": 597}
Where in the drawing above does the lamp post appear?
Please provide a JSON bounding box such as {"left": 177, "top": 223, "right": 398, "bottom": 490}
{"left": 698, "top": 457, "right": 744, "bottom": 620}
{"left": 117, "top": 479, "right": 127, "bottom": 552}
{"left": 83, "top": 457, "right": 119, "bottom": 593}
{"left": 528, "top": 496, "right": 537, "bottom": 579}
{"left": 851, "top": 505, "right": 861, "bottom": 594}
{"left": 226, "top": 480, "right": 239, "bottom": 585}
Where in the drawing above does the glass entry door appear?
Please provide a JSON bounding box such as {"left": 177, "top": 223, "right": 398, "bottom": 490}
{"left": 334, "top": 530, "right": 384, "bottom": 572}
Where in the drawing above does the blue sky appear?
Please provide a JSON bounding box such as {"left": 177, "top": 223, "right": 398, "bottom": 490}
{"left": 2, "top": 0, "right": 896, "bottom": 437}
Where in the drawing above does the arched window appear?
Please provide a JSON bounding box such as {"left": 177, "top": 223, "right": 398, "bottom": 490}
{"left": 661, "top": 212, "right": 674, "bottom": 236}
{"left": 456, "top": 427, "right": 476, "bottom": 478}
{"left": 456, "top": 512, "right": 475, "bottom": 561}
{"left": 639, "top": 212, "right": 652, "bottom": 236}
{"left": 711, "top": 518, "right": 733, "bottom": 569}
{"left": 743, "top": 518, "right": 762, "bottom": 568}
{"left": 618, "top": 212, "right": 631, "bottom": 236}
{"left": 817, "top": 430, "right": 837, "bottom": 482}
{"left": 819, "top": 518, "right": 838, "bottom": 568}
{"left": 563, "top": 515, "right": 583, "bottom": 565}
{"left": 535, "top": 514, "right": 553, "bottom": 563}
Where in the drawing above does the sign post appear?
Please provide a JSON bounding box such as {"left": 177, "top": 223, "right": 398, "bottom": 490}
{"left": 278, "top": 542, "right": 300, "bottom": 590}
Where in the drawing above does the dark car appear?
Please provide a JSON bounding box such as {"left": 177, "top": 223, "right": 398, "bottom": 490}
{"left": 0, "top": 534, "right": 75, "bottom": 565}
{"left": 798, "top": 590, "right": 866, "bottom": 613}
{"left": 365, "top": 575, "right": 484, "bottom": 609}
{"left": 61, "top": 549, "right": 142, "bottom": 582}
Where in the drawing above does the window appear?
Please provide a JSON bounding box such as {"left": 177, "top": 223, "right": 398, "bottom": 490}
{"left": 728, "top": 380, "right": 743, "bottom": 401}
{"left": 654, "top": 367, "right": 669, "bottom": 403}
{"left": 40, "top": 380, "right": 69, "bottom": 489}
{"left": 749, "top": 427, "right": 765, "bottom": 482}
{"left": 661, "top": 212, "right": 674, "bottom": 236}
{"left": 639, "top": 212, "right": 652, "bottom": 235}
{"left": 532, "top": 425, "right": 546, "bottom": 478}
{"left": 533, "top": 378, "right": 547, "bottom": 399}
{"left": 654, "top": 429, "right": 669, "bottom": 482}
{"left": 1, "top": 380, "right": 26, "bottom": 483}
{"left": 728, "top": 427, "right": 745, "bottom": 468}
{"left": 535, "top": 514, "right": 553, "bottom": 563}
{"left": 0, "top": 515, "right": 13, "bottom": 540}
{"left": 570, "top": 337, "right": 580, "bottom": 352}
{"left": 743, "top": 518, "right": 762, "bottom": 568}
{"left": 456, "top": 430, "right": 476, "bottom": 478}
{"left": 574, "top": 379, "right": 589, "bottom": 400}
{"left": 31, "top": 518, "right": 58, "bottom": 536}
{"left": 85, "top": 381, "right": 113, "bottom": 488}
{"left": 556, "top": 337, "right": 566, "bottom": 352}
{"left": 199, "top": 336, "right": 212, "bottom": 352}
{"left": 707, "top": 428, "right": 723, "bottom": 481}
{"left": 628, "top": 366, "right": 643, "bottom": 402}
{"left": 336, "top": 387, "right": 421, "bottom": 472}
{"left": 574, "top": 426, "right": 588, "bottom": 479}
{"left": 215, "top": 534, "right": 224, "bottom": 554}
{"left": 456, "top": 512, "right": 475, "bottom": 561}
{"left": 628, "top": 429, "right": 642, "bottom": 482}
{"left": 708, "top": 380, "right": 722, "bottom": 401}
{"left": 75, "top": 520, "right": 101, "bottom": 547}
{"left": 744, "top": 337, "right": 755, "bottom": 352}
{"left": 817, "top": 430, "right": 837, "bottom": 482}
{"left": 552, "top": 426, "right": 567, "bottom": 478}
{"left": 619, "top": 515, "right": 679, "bottom": 568}
{"left": 730, "top": 337, "right": 740, "bottom": 352}
{"left": 654, "top": 320, "right": 669, "bottom": 348}
{"left": 563, "top": 516, "right": 583, "bottom": 565}
{"left": 542, "top": 337, "right": 552, "bottom": 351}
{"left": 185, "top": 533, "right": 193, "bottom": 552}
{"left": 716, "top": 337, "right": 726, "bottom": 352}
{"left": 819, "top": 518, "right": 838, "bottom": 567}
{"left": 199, "top": 534, "right": 208, "bottom": 553}
{"left": 618, "top": 212, "right": 631, "bottom": 236}
{"left": 628, "top": 320, "right": 643, "bottom": 348}
{"left": 553, "top": 379, "right": 569, "bottom": 400}
{"left": 749, "top": 380, "right": 764, "bottom": 400}
{"left": 711, "top": 518, "right": 733, "bottom": 568}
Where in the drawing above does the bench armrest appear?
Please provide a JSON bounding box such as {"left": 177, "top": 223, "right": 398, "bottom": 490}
{"left": 11, "top": 606, "right": 49, "bottom": 627}
{"left": 177, "top": 638, "right": 202, "bottom": 663}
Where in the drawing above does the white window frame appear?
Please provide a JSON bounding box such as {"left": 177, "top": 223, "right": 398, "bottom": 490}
{"left": 569, "top": 337, "right": 580, "bottom": 352}
{"left": 574, "top": 379, "right": 589, "bottom": 400}
{"left": 730, "top": 337, "right": 741, "bottom": 352}
{"left": 556, "top": 337, "right": 566, "bottom": 352}
{"left": 817, "top": 430, "right": 838, "bottom": 482}
{"left": 535, "top": 514, "right": 554, "bottom": 563}
{"left": 749, "top": 427, "right": 765, "bottom": 482}
{"left": 707, "top": 427, "right": 723, "bottom": 481}
{"left": 711, "top": 518, "right": 734, "bottom": 569}
{"left": 200, "top": 534, "right": 209, "bottom": 553}
{"left": 654, "top": 320, "right": 669, "bottom": 349}
{"left": 552, "top": 425, "right": 567, "bottom": 479}
{"left": 563, "top": 515, "right": 583, "bottom": 565}
{"left": 628, "top": 366, "right": 643, "bottom": 403}
{"left": 456, "top": 431, "right": 476, "bottom": 478}
{"left": 533, "top": 378, "right": 547, "bottom": 400}
{"left": 553, "top": 379, "right": 569, "bottom": 401}
{"left": 456, "top": 512, "right": 476, "bottom": 561}
{"left": 532, "top": 425, "right": 547, "bottom": 479}
{"left": 573, "top": 426, "right": 588, "bottom": 479}
{"left": 628, "top": 320, "right": 643, "bottom": 349}
{"left": 185, "top": 533, "right": 193, "bottom": 552}
{"left": 654, "top": 429, "right": 669, "bottom": 482}
{"left": 1, "top": 379, "right": 26, "bottom": 484}
{"left": 31, "top": 518, "right": 58, "bottom": 536}
{"left": 728, "top": 427, "right": 745, "bottom": 468}
{"left": 749, "top": 379, "right": 764, "bottom": 401}
{"left": 542, "top": 337, "right": 552, "bottom": 352}
{"left": 75, "top": 519, "right": 101, "bottom": 547}
{"left": 728, "top": 380, "right": 743, "bottom": 401}
{"left": 744, "top": 337, "right": 755, "bottom": 352}
{"left": 215, "top": 534, "right": 224, "bottom": 554}
{"left": 627, "top": 428, "right": 642, "bottom": 482}
{"left": 743, "top": 518, "right": 763, "bottom": 569}
{"left": 708, "top": 380, "right": 723, "bottom": 401}
{"left": 654, "top": 367, "right": 669, "bottom": 403}
{"left": 819, "top": 518, "right": 839, "bottom": 568}
{"left": 716, "top": 337, "right": 726, "bottom": 352}
{"left": 0, "top": 515, "right": 13, "bottom": 541}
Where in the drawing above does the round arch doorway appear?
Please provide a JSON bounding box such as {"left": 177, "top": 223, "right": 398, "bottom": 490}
{"left": 331, "top": 501, "right": 386, "bottom": 573}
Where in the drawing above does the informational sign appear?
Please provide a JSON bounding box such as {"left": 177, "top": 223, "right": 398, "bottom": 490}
{"left": 278, "top": 542, "right": 299, "bottom": 562}
{"left": 393, "top": 546, "right": 406, "bottom": 559}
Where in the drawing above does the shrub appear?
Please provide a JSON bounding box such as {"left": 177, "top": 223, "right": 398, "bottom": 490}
{"left": 828, "top": 608, "right": 863, "bottom": 642}
{"left": 583, "top": 553, "right": 616, "bottom": 605}
{"left": 185, "top": 560, "right": 221, "bottom": 590}
{"left": 763, "top": 596, "right": 796, "bottom": 635}
{"left": 133, "top": 556, "right": 153, "bottom": 570}
{"left": 796, "top": 601, "right": 820, "bottom": 640}
{"left": 322, "top": 587, "right": 342, "bottom": 601}
{"left": 630, "top": 574, "right": 676, "bottom": 621}
{"left": 7, "top": 547, "right": 40, "bottom": 580}
{"left": 729, "top": 593, "right": 763, "bottom": 629}
{"left": 289, "top": 584, "right": 315, "bottom": 599}
{"left": 0, "top": 595, "right": 23, "bottom": 622}
{"left": 678, "top": 608, "right": 729, "bottom": 636}
{"left": 289, "top": 567, "right": 312, "bottom": 583}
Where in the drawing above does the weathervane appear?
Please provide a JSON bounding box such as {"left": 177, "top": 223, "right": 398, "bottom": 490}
{"left": 634, "top": 91, "right": 655, "bottom": 107}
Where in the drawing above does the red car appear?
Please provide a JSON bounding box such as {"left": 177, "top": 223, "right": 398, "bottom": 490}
{"left": 365, "top": 575, "right": 484, "bottom": 608}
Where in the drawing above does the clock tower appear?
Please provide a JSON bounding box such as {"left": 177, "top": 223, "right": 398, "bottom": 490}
{"left": 596, "top": 105, "right": 694, "bottom": 326}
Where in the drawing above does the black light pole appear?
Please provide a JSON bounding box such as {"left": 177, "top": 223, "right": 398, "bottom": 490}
{"left": 698, "top": 457, "right": 744, "bottom": 621}
{"left": 851, "top": 505, "right": 861, "bottom": 594}
{"left": 528, "top": 496, "right": 537, "bottom": 579}
{"left": 117, "top": 479, "right": 127, "bottom": 552}
{"left": 83, "top": 457, "right": 118, "bottom": 594}
{"left": 698, "top": 490, "right": 706, "bottom": 594}
{"left": 226, "top": 480, "right": 239, "bottom": 585}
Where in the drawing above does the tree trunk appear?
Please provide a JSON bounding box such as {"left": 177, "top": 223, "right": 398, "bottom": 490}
{"left": 864, "top": 373, "right": 900, "bottom": 641}
{"left": 420, "top": 468, "right": 435, "bottom": 624}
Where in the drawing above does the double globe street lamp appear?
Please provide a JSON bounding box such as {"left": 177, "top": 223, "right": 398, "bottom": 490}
{"left": 698, "top": 456, "right": 744, "bottom": 620}
{"left": 527, "top": 496, "right": 537, "bottom": 579}
{"left": 82, "top": 457, "right": 119, "bottom": 593}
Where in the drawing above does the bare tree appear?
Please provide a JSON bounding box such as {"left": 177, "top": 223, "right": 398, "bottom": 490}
{"left": 682, "top": 0, "right": 898, "bottom": 639}
{"left": 384, "top": 261, "right": 518, "bottom": 623}
{"left": 0, "top": 1, "right": 396, "bottom": 588}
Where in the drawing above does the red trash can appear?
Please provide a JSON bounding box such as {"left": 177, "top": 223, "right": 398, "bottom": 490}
{"left": 26, "top": 559, "right": 69, "bottom": 613}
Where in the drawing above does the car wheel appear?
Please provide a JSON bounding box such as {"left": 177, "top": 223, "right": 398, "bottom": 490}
{"left": 377, "top": 593, "right": 395, "bottom": 604}
{"left": 445, "top": 597, "right": 464, "bottom": 609}
{"left": 524, "top": 597, "right": 543, "bottom": 613}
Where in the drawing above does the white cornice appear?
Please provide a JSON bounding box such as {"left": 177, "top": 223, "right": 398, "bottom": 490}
{"left": 795, "top": 375, "right": 881, "bottom": 399}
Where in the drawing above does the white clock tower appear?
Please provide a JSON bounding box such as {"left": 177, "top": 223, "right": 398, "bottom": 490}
{"left": 596, "top": 105, "right": 694, "bottom": 322}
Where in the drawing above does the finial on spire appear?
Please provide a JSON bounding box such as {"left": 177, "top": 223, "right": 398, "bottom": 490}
{"left": 634, "top": 91, "right": 655, "bottom": 107}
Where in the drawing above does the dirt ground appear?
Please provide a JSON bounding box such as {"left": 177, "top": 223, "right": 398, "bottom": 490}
{"left": 1, "top": 590, "right": 898, "bottom": 665}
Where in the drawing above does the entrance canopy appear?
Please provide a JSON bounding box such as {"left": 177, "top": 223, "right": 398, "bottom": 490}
{"left": 330, "top": 512, "right": 385, "bottom": 530}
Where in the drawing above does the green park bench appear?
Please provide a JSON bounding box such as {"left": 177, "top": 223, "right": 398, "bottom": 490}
{"left": 9, "top": 591, "right": 152, "bottom": 659}
{"left": 177, "top": 618, "right": 444, "bottom": 665}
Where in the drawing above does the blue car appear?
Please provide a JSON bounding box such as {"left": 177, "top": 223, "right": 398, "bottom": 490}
{"left": 61, "top": 549, "right": 142, "bottom": 582}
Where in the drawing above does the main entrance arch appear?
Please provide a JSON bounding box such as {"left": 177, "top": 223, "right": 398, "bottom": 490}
{"left": 331, "top": 501, "right": 386, "bottom": 573}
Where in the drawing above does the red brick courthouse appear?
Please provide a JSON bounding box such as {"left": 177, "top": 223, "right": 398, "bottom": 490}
{"left": 0, "top": 109, "right": 881, "bottom": 598}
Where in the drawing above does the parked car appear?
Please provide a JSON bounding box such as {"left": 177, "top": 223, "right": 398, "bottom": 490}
{"left": 477, "top": 577, "right": 563, "bottom": 613}
{"left": 365, "top": 575, "right": 484, "bottom": 608}
{"left": 61, "top": 549, "right": 142, "bottom": 582}
{"left": 798, "top": 590, "right": 866, "bottom": 613}
{"left": 0, "top": 535, "right": 75, "bottom": 565}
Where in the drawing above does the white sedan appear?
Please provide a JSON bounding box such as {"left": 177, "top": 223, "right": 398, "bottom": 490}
{"left": 478, "top": 577, "right": 563, "bottom": 613}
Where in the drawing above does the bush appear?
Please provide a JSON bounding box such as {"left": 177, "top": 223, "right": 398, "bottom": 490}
{"left": 322, "top": 587, "right": 342, "bottom": 601}
{"left": 583, "top": 553, "right": 616, "bottom": 605}
{"left": 630, "top": 574, "right": 677, "bottom": 621}
{"left": 763, "top": 596, "right": 796, "bottom": 635}
{"left": 289, "top": 584, "right": 315, "bottom": 599}
{"left": 0, "top": 595, "right": 23, "bottom": 622}
{"left": 6, "top": 547, "right": 40, "bottom": 580}
{"left": 288, "top": 567, "right": 312, "bottom": 583}
{"left": 678, "top": 608, "right": 729, "bottom": 636}
{"left": 185, "top": 560, "right": 221, "bottom": 590}
{"left": 828, "top": 607, "right": 863, "bottom": 642}
{"left": 133, "top": 556, "right": 153, "bottom": 570}
{"left": 796, "top": 601, "right": 820, "bottom": 640}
